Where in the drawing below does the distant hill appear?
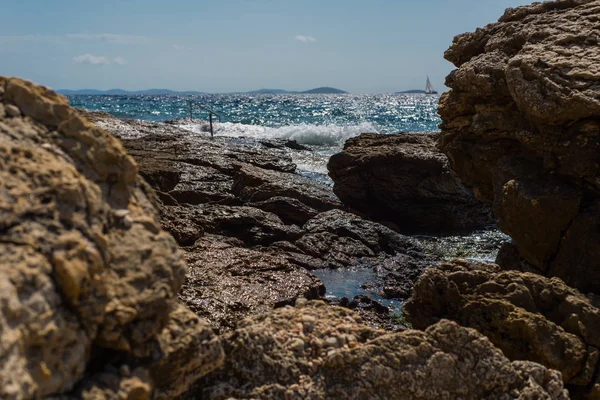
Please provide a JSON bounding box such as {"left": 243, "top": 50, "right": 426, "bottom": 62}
{"left": 58, "top": 87, "right": 349, "bottom": 95}
{"left": 395, "top": 90, "right": 428, "bottom": 94}
{"left": 301, "top": 87, "right": 347, "bottom": 94}
{"left": 58, "top": 89, "right": 205, "bottom": 95}
{"left": 245, "top": 88, "right": 297, "bottom": 94}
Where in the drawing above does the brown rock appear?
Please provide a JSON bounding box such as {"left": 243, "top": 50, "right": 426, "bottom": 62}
{"left": 405, "top": 259, "right": 600, "bottom": 396}
{"left": 438, "top": 0, "right": 600, "bottom": 292}
{"left": 0, "top": 77, "right": 222, "bottom": 398}
{"left": 179, "top": 235, "right": 325, "bottom": 332}
{"left": 327, "top": 132, "right": 492, "bottom": 233}
{"left": 233, "top": 163, "right": 343, "bottom": 214}
{"left": 196, "top": 301, "right": 568, "bottom": 400}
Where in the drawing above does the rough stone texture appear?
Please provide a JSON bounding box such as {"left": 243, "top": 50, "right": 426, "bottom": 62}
{"left": 150, "top": 303, "right": 225, "bottom": 400}
{"left": 180, "top": 235, "right": 325, "bottom": 332}
{"left": 295, "top": 209, "right": 425, "bottom": 269}
{"left": 196, "top": 301, "right": 568, "bottom": 400}
{"left": 233, "top": 163, "right": 343, "bottom": 214}
{"left": 438, "top": 0, "right": 600, "bottom": 293}
{"left": 328, "top": 132, "right": 493, "bottom": 232}
{"left": 0, "top": 78, "right": 222, "bottom": 399}
{"left": 405, "top": 259, "right": 600, "bottom": 397}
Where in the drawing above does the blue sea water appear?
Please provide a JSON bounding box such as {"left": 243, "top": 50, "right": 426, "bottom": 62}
{"left": 67, "top": 93, "right": 441, "bottom": 144}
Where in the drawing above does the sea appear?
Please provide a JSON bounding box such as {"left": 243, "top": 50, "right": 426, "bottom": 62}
{"left": 68, "top": 93, "right": 507, "bottom": 320}
{"left": 68, "top": 93, "right": 440, "bottom": 182}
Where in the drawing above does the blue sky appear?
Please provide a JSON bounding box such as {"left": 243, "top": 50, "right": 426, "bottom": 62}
{"left": 0, "top": 0, "right": 525, "bottom": 93}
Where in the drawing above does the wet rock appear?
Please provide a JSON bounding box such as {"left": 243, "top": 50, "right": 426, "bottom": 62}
{"left": 295, "top": 209, "right": 424, "bottom": 269}
{"left": 195, "top": 301, "right": 568, "bottom": 400}
{"left": 328, "top": 133, "right": 492, "bottom": 233}
{"left": 405, "top": 259, "right": 600, "bottom": 397}
{"left": 233, "top": 163, "right": 343, "bottom": 213}
{"left": 179, "top": 235, "right": 325, "bottom": 332}
{"left": 438, "top": 0, "right": 600, "bottom": 293}
{"left": 345, "top": 295, "right": 404, "bottom": 332}
{"left": 0, "top": 77, "right": 222, "bottom": 398}
{"left": 259, "top": 138, "right": 312, "bottom": 151}
{"left": 375, "top": 253, "right": 435, "bottom": 299}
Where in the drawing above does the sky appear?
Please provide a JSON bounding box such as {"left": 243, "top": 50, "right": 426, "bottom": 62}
{"left": 0, "top": 0, "right": 526, "bottom": 93}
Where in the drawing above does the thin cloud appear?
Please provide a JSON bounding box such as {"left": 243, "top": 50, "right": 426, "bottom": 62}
{"left": 295, "top": 35, "right": 317, "bottom": 43}
{"left": 73, "top": 54, "right": 110, "bottom": 65}
{"left": 113, "top": 57, "right": 126, "bottom": 65}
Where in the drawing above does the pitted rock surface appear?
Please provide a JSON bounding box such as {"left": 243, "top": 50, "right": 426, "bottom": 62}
{"left": 405, "top": 259, "right": 600, "bottom": 397}
{"left": 0, "top": 77, "right": 222, "bottom": 399}
{"left": 438, "top": 0, "right": 600, "bottom": 293}
{"left": 196, "top": 301, "right": 568, "bottom": 400}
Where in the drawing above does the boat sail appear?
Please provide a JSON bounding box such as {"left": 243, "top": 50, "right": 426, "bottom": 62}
{"left": 425, "top": 76, "right": 438, "bottom": 95}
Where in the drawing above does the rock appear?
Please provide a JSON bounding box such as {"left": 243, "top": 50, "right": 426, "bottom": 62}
{"left": 375, "top": 253, "right": 435, "bottom": 299}
{"left": 328, "top": 133, "right": 492, "bottom": 232}
{"left": 162, "top": 204, "right": 302, "bottom": 247}
{"left": 0, "top": 77, "right": 222, "bottom": 398}
{"left": 404, "top": 259, "right": 600, "bottom": 397}
{"left": 248, "top": 196, "right": 319, "bottom": 225}
{"left": 149, "top": 303, "right": 225, "bottom": 400}
{"left": 438, "top": 0, "right": 600, "bottom": 293}
{"left": 179, "top": 235, "right": 325, "bottom": 332}
{"left": 196, "top": 301, "right": 568, "bottom": 400}
{"left": 295, "top": 209, "right": 424, "bottom": 269}
{"left": 233, "top": 163, "right": 343, "bottom": 214}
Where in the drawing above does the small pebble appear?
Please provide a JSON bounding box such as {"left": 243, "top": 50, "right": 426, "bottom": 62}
{"left": 325, "top": 337, "right": 338, "bottom": 348}
{"left": 289, "top": 338, "right": 305, "bottom": 352}
{"left": 5, "top": 104, "right": 21, "bottom": 117}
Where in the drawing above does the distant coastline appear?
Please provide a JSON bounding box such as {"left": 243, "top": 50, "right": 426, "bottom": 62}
{"left": 58, "top": 86, "right": 349, "bottom": 95}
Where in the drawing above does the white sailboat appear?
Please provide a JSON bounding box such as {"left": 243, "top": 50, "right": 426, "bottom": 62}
{"left": 425, "top": 76, "right": 438, "bottom": 95}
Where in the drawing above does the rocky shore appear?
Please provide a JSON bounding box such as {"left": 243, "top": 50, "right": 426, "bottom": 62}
{"left": 1, "top": 0, "right": 599, "bottom": 399}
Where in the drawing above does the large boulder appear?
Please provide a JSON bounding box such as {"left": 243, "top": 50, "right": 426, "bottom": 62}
{"left": 327, "top": 133, "right": 492, "bottom": 233}
{"left": 0, "top": 77, "right": 222, "bottom": 398}
{"left": 438, "top": 0, "right": 600, "bottom": 293}
{"left": 405, "top": 260, "right": 600, "bottom": 398}
{"left": 196, "top": 300, "right": 568, "bottom": 400}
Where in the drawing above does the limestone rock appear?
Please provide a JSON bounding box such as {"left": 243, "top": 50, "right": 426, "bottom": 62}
{"left": 0, "top": 77, "right": 221, "bottom": 398}
{"left": 405, "top": 259, "right": 600, "bottom": 396}
{"left": 328, "top": 133, "right": 492, "bottom": 232}
{"left": 438, "top": 0, "right": 600, "bottom": 292}
{"left": 196, "top": 301, "right": 569, "bottom": 400}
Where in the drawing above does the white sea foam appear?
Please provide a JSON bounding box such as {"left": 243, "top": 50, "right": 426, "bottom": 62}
{"left": 176, "top": 121, "right": 380, "bottom": 147}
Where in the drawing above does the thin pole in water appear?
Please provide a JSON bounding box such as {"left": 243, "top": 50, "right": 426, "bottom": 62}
{"left": 209, "top": 113, "right": 213, "bottom": 138}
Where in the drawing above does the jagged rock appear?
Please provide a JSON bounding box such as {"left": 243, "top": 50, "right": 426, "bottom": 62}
{"left": 162, "top": 204, "right": 302, "bottom": 247}
{"left": 328, "top": 133, "right": 492, "bottom": 232}
{"left": 150, "top": 303, "right": 225, "bottom": 400}
{"left": 295, "top": 209, "right": 424, "bottom": 269}
{"left": 438, "top": 0, "right": 600, "bottom": 293}
{"left": 248, "top": 196, "right": 319, "bottom": 225}
{"left": 0, "top": 78, "right": 221, "bottom": 398}
{"left": 233, "top": 163, "right": 343, "bottom": 213}
{"left": 179, "top": 235, "right": 325, "bottom": 332}
{"left": 195, "top": 300, "right": 568, "bottom": 400}
{"left": 405, "top": 259, "right": 600, "bottom": 397}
